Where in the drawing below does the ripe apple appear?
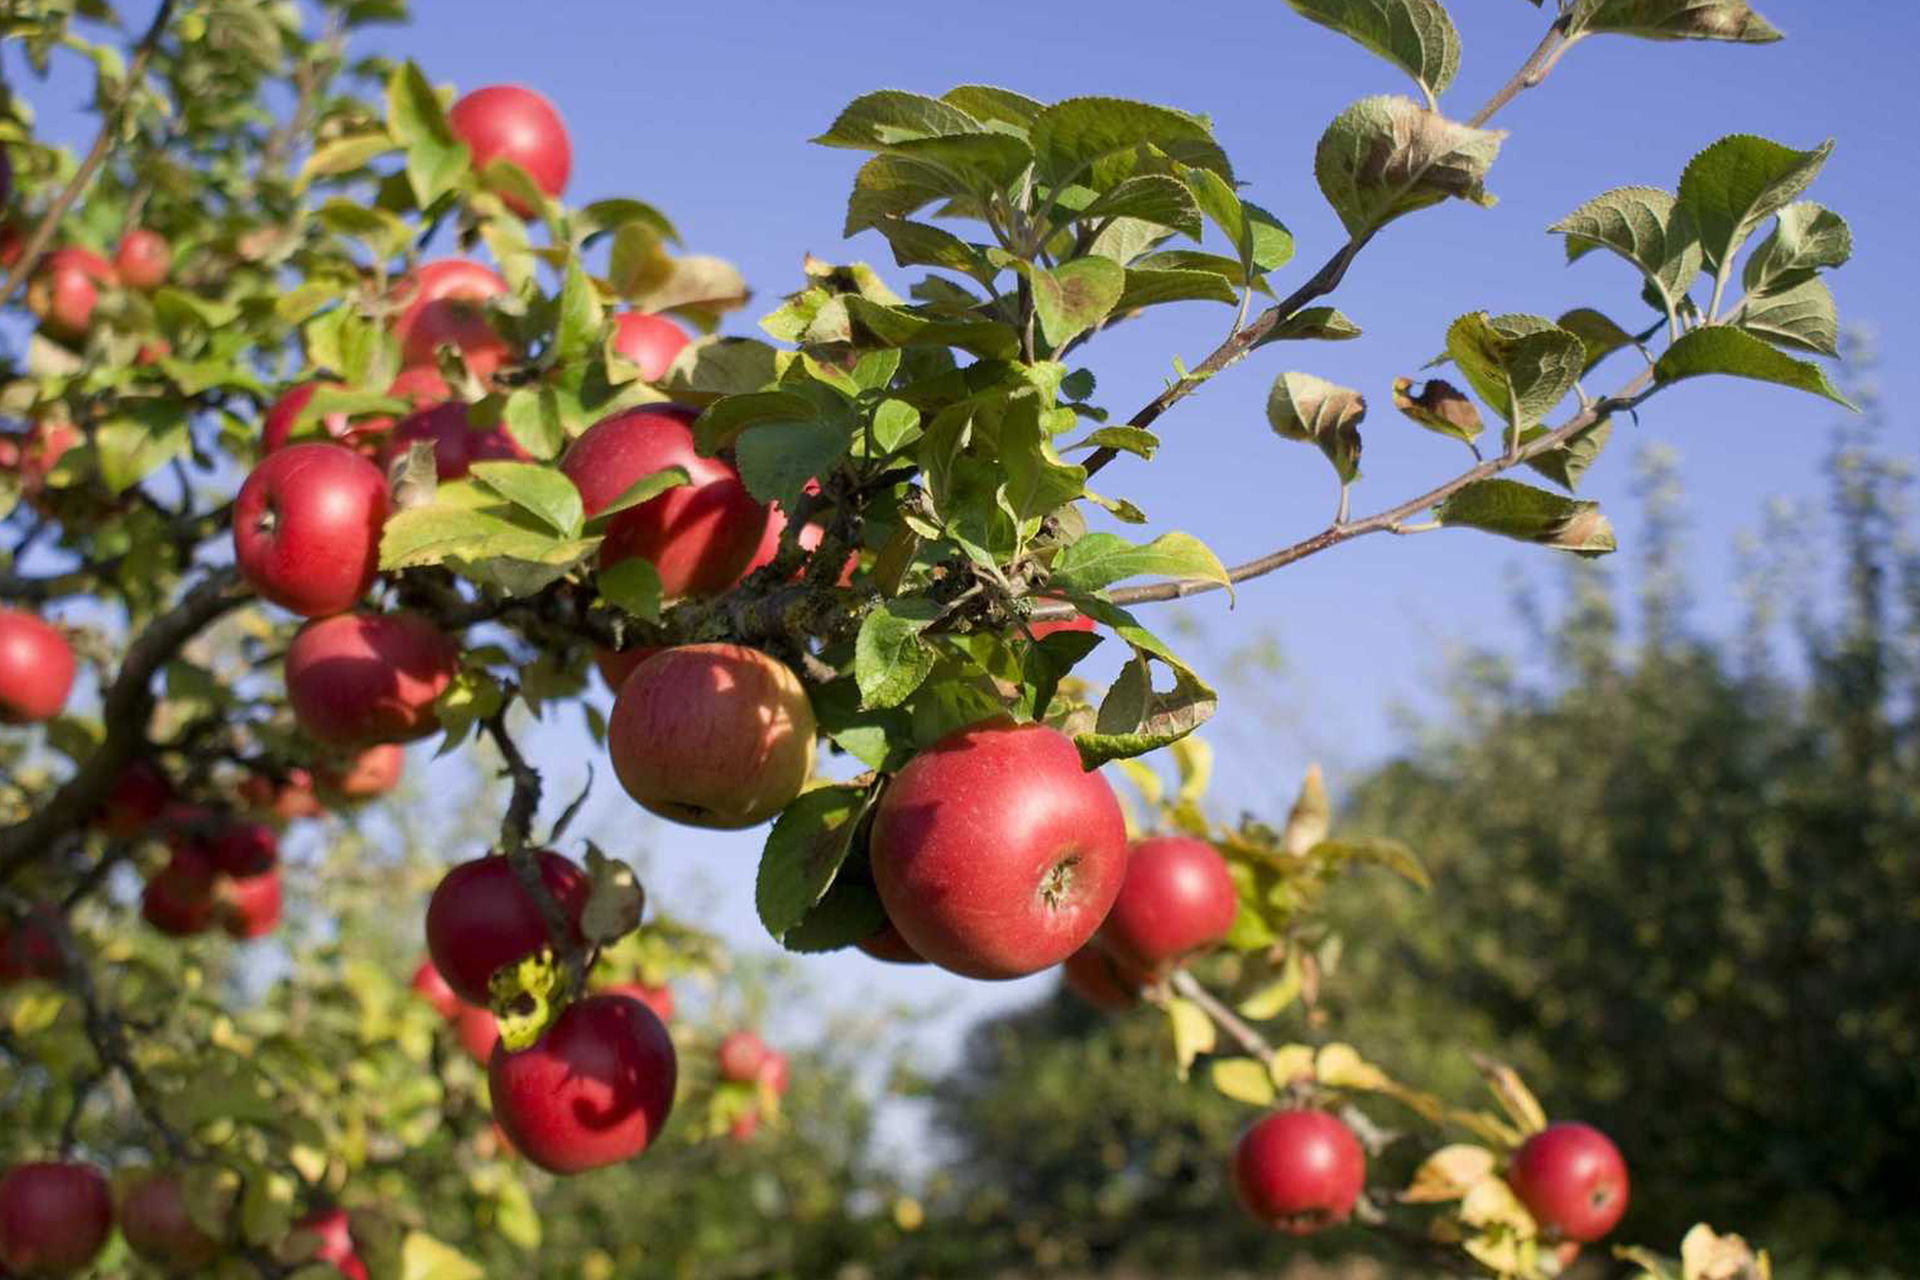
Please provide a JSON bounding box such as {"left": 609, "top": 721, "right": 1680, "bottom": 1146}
{"left": 608, "top": 644, "right": 816, "bottom": 829}
{"left": 0, "top": 609, "right": 75, "bottom": 724}
{"left": 386, "top": 365, "right": 451, "bottom": 406}
{"left": 409, "top": 957, "right": 461, "bottom": 1021}
{"left": 238, "top": 768, "right": 323, "bottom": 824}
{"left": 1507, "top": 1122, "right": 1630, "bottom": 1243}
{"left": 379, "top": 400, "right": 528, "bottom": 480}
{"left": 207, "top": 821, "right": 277, "bottom": 876}
{"left": 313, "top": 743, "right": 404, "bottom": 805}
{"left": 610, "top": 312, "right": 688, "bottom": 381}
{"left": 716, "top": 1031, "right": 767, "bottom": 1084}
{"left": 869, "top": 719, "right": 1127, "bottom": 980}
{"left": 2, "top": 418, "right": 79, "bottom": 500}
{"left": 592, "top": 644, "right": 659, "bottom": 693}
{"left": 0, "top": 905, "right": 65, "bottom": 984}
{"left": 142, "top": 849, "right": 218, "bottom": 937}
{"left": 113, "top": 229, "right": 171, "bottom": 291}
{"left": 855, "top": 921, "right": 926, "bottom": 965}
{"left": 234, "top": 443, "right": 389, "bottom": 618}
{"left": 135, "top": 338, "right": 170, "bottom": 365}
{"left": 488, "top": 993, "right": 677, "bottom": 1174}
{"left": 283, "top": 611, "right": 457, "bottom": 747}
{"left": 0, "top": 1161, "right": 114, "bottom": 1276}
{"left": 99, "top": 758, "right": 175, "bottom": 838}
{"left": 728, "top": 1110, "right": 760, "bottom": 1143}
{"left": 261, "top": 382, "right": 352, "bottom": 454}
{"left": 218, "top": 869, "right": 282, "bottom": 940}
{"left": 119, "top": 1168, "right": 224, "bottom": 1271}
{"left": 600, "top": 981, "right": 674, "bottom": 1023}
{"left": 1060, "top": 944, "right": 1151, "bottom": 1012}
{"left": 424, "top": 851, "right": 590, "bottom": 1006}
{"left": 287, "top": 1207, "right": 366, "bottom": 1280}
{"left": 1099, "top": 835, "right": 1238, "bottom": 971}
{"left": 25, "top": 247, "right": 115, "bottom": 340}
{"left": 454, "top": 1002, "right": 500, "bottom": 1063}
{"left": 1234, "top": 1109, "right": 1366, "bottom": 1234}
{"left": 744, "top": 495, "right": 857, "bottom": 587}
{"left": 757, "top": 1049, "right": 790, "bottom": 1096}
{"left": 559, "top": 406, "right": 771, "bottom": 599}
{"left": 391, "top": 258, "right": 511, "bottom": 375}
{"left": 447, "top": 85, "right": 571, "bottom": 214}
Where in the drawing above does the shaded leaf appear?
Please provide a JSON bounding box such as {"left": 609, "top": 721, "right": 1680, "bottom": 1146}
{"left": 1314, "top": 95, "right": 1502, "bottom": 237}
{"left": 1654, "top": 325, "right": 1852, "bottom": 407}
{"left": 756, "top": 785, "right": 869, "bottom": 940}
{"left": 1549, "top": 186, "right": 1702, "bottom": 317}
{"left": 1392, "top": 376, "right": 1482, "bottom": 449}
{"left": 1445, "top": 312, "right": 1584, "bottom": 433}
{"left": 1267, "top": 371, "right": 1365, "bottom": 483}
{"left": 1435, "top": 478, "right": 1617, "bottom": 555}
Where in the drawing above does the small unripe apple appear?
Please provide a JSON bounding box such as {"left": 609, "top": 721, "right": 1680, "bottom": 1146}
{"left": 313, "top": 743, "right": 404, "bottom": 805}
{"left": 488, "top": 993, "right": 677, "bottom": 1174}
{"left": 234, "top": 443, "right": 389, "bottom": 618}
{"left": 592, "top": 645, "right": 659, "bottom": 693}
{"left": 119, "top": 1168, "right": 224, "bottom": 1272}
{"left": 454, "top": 1001, "right": 500, "bottom": 1063}
{"left": 600, "top": 981, "right": 674, "bottom": 1023}
{"left": 98, "top": 759, "right": 175, "bottom": 838}
{"left": 286, "top": 1208, "right": 366, "bottom": 1280}
{"left": 391, "top": 258, "right": 511, "bottom": 375}
{"left": 424, "top": 851, "right": 590, "bottom": 1006}
{"left": 0, "top": 609, "right": 75, "bottom": 724}
{"left": 1060, "top": 944, "right": 1151, "bottom": 1012}
{"left": 447, "top": 85, "right": 571, "bottom": 215}
{"left": 0, "top": 905, "right": 65, "bottom": 985}
{"left": 1233, "top": 1109, "right": 1366, "bottom": 1235}
{"left": 142, "top": 849, "right": 218, "bottom": 937}
{"left": 207, "top": 821, "right": 278, "bottom": 877}
{"left": 113, "top": 229, "right": 171, "bottom": 291}
{"left": 716, "top": 1030, "right": 767, "bottom": 1084}
{"left": 0, "top": 1161, "right": 114, "bottom": 1276}
{"left": 237, "top": 768, "right": 323, "bottom": 824}
{"left": 609, "top": 312, "right": 688, "bottom": 380}
{"left": 379, "top": 400, "right": 528, "bottom": 480}
{"left": 25, "top": 247, "right": 114, "bottom": 340}
{"left": 1098, "top": 835, "right": 1238, "bottom": 971}
{"left": 283, "top": 611, "right": 457, "bottom": 747}
{"left": 870, "top": 719, "right": 1127, "bottom": 980}
{"left": 608, "top": 644, "right": 816, "bottom": 829}
{"left": 218, "top": 869, "right": 282, "bottom": 940}
{"left": 560, "top": 406, "right": 771, "bottom": 599}
{"left": 409, "top": 957, "right": 461, "bottom": 1021}
{"left": 1507, "top": 1122, "right": 1630, "bottom": 1243}
{"left": 855, "top": 921, "right": 926, "bottom": 965}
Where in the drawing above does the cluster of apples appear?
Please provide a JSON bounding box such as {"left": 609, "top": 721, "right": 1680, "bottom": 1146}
{"left": 0, "top": 1160, "right": 366, "bottom": 1278}
{"left": 715, "top": 1030, "right": 791, "bottom": 1142}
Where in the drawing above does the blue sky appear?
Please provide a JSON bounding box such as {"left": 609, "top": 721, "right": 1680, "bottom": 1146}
{"left": 15, "top": 0, "right": 1918, "bottom": 1151}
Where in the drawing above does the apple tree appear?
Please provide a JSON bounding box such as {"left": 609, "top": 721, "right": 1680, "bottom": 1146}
{"left": 0, "top": 0, "right": 1848, "bottom": 1275}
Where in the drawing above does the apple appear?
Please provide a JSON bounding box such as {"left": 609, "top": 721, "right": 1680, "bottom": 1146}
{"left": 135, "top": 338, "right": 170, "bottom": 365}
{"left": 283, "top": 611, "right": 457, "bottom": 747}
{"left": 263, "top": 373, "right": 445, "bottom": 455}
{"left": 234, "top": 443, "right": 389, "bottom": 618}
{"left": 207, "top": 821, "right": 277, "bottom": 876}
{"left": 855, "top": 921, "right": 926, "bottom": 965}
{"left": 716, "top": 1031, "right": 766, "bottom": 1084}
{"left": 728, "top": 1111, "right": 760, "bottom": 1143}
{"left": 113, "top": 229, "right": 171, "bottom": 291}
{"left": 488, "top": 993, "right": 677, "bottom": 1174}
{"left": 0, "top": 609, "right": 75, "bottom": 724}
{"left": 870, "top": 718, "right": 1127, "bottom": 980}
{"left": 593, "top": 644, "right": 659, "bottom": 693}
{"left": 391, "top": 258, "right": 511, "bottom": 375}
{"left": 757, "top": 1049, "right": 790, "bottom": 1096}
{"left": 313, "top": 743, "right": 404, "bottom": 805}
{"left": 600, "top": 981, "right": 674, "bottom": 1023}
{"left": 447, "top": 85, "right": 571, "bottom": 214}
{"left": 261, "top": 382, "right": 352, "bottom": 454}
{"left": 119, "top": 1168, "right": 223, "bottom": 1271}
{"left": 218, "top": 869, "right": 282, "bottom": 940}
{"left": 379, "top": 400, "right": 528, "bottom": 480}
{"left": 424, "top": 851, "right": 590, "bottom": 1006}
{"left": 1507, "top": 1122, "right": 1630, "bottom": 1243}
{"left": 0, "top": 906, "right": 65, "bottom": 985}
{"left": 454, "top": 1002, "right": 500, "bottom": 1063}
{"left": 743, "top": 494, "right": 857, "bottom": 587}
{"left": 608, "top": 644, "right": 816, "bottom": 829}
{"left": 0, "top": 1161, "right": 114, "bottom": 1276}
{"left": 560, "top": 406, "right": 771, "bottom": 599}
{"left": 386, "top": 365, "right": 451, "bottom": 407}
{"left": 2, "top": 419, "right": 79, "bottom": 500}
{"left": 99, "top": 759, "right": 175, "bottom": 838}
{"left": 1060, "top": 944, "right": 1150, "bottom": 1012}
{"left": 1098, "top": 835, "right": 1238, "bottom": 971}
{"left": 609, "top": 312, "right": 688, "bottom": 381}
{"left": 25, "top": 247, "right": 115, "bottom": 340}
{"left": 1234, "top": 1109, "right": 1366, "bottom": 1234}
{"left": 238, "top": 768, "right": 323, "bottom": 824}
{"left": 287, "top": 1207, "right": 366, "bottom": 1280}
{"left": 409, "top": 957, "right": 461, "bottom": 1021}
{"left": 142, "top": 849, "right": 218, "bottom": 937}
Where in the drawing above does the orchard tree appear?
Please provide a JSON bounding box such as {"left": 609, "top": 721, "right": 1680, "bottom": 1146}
{"left": 0, "top": 0, "right": 1850, "bottom": 1276}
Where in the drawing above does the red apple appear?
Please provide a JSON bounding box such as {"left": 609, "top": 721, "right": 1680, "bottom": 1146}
{"left": 448, "top": 85, "right": 571, "bottom": 215}
{"left": 135, "top": 338, "right": 170, "bottom": 365}
{"left": 1507, "top": 1122, "right": 1630, "bottom": 1243}
{"left": 113, "top": 229, "right": 171, "bottom": 291}
{"left": 1099, "top": 835, "right": 1238, "bottom": 971}
{"left": 218, "top": 869, "right": 282, "bottom": 940}
{"left": 869, "top": 719, "right": 1127, "bottom": 980}
{"left": 744, "top": 496, "right": 857, "bottom": 586}
{"left": 142, "top": 849, "right": 218, "bottom": 937}
{"left": 238, "top": 768, "right": 324, "bottom": 824}
{"left": 26, "top": 247, "right": 114, "bottom": 340}
{"left": 0, "top": 906, "right": 65, "bottom": 985}
{"left": 4, "top": 419, "right": 79, "bottom": 498}
{"left": 313, "top": 743, "right": 404, "bottom": 804}
{"left": 410, "top": 957, "right": 461, "bottom": 1021}
{"left": 593, "top": 645, "right": 659, "bottom": 693}
{"left": 98, "top": 759, "right": 175, "bottom": 838}
{"left": 206, "top": 821, "right": 278, "bottom": 877}
{"left": 454, "top": 1002, "right": 500, "bottom": 1063}
{"left": 607, "top": 644, "right": 816, "bottom": 830}
{"left": 855, "top": 921, "right": 926, "bottom": 965}
{"left": 283, "top": 611, "right": 457, "bottom": 746}
{"left": 600, "top": 981, "right": 674, "bottom": 1023}
{"left": 1234, "top": 1109, "right": 1367, "bottom": 1234}
{"left": 119, "top": 1169, "right": 223, "bottom": 1271}
{"left": 0, "top": 609, "right": 75, "bottom": 724}
{"left": 287, "top": 1208, "right": 366, "bottom": 1280}
{"left": 391, "top": 258, "right": 511, "bottom": 375}
{"left": 560, "top": 406, "right": 771, "bottom": 599}
{"left": 728, "top": 1110, "right": 760, "bottom": 1143}
{"left": 261, "top": 382, "right": 351, "bottom": 454}
{"left": 386, "top": 365, "right": 451, "bottom": 407}
{"left": 716, "top": 1031, "right": 766, "bottom": 1084}
{"left": 379, "top": 400, "right": 528, "bottom": 480}
{"left": 757, "top": 1049, "right": 790, "bottom": 1096}
{"left": 0, "top": 1161, "right": 114, "bottom": 1276}
{"left": 609, "top": 312, "right": 688, "bottom": 381}
{"left": 488, "top": 993, "right": 677, "bottom": 1174}
{"left": 424, "top": 851, "right": 589, "bottom": 1006}
{"left": 234, "top": 443, "right": 389, "bottom": 618}
{"left": 1060, "top": 944, "right": 1150, "bottom": 1012}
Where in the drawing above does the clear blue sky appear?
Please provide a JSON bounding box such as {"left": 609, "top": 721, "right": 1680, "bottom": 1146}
{"left": 18, "top": 0, "right": 1919, "bottom": 1146}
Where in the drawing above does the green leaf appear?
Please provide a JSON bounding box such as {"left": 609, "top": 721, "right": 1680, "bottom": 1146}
{"left": 659, "top": 337, "right": 782, "bottom": 403}
{"left": 1210, "top": 1057, "right": 1277, "bottom": 1106}
{"left": 1268, "top": 307, "right": 1363, "bottom": 343}
{"left": 1548, "top": 186, "right": 1702, "bottom": 317}
{"left": 294, "top": 131, "right": 396, "bottom": 191}
{"left": 1267, "top": 371, "right": 1365, "bottom": 484}
{"left": 843, "top": 296, "right": 1020, "bottom": 360}
{"left": 1392, "top": 376, "right": 1483, "bottom": 448}
{"left": 385, "top": 61, "right": 469, "bottom": 208}
{"left": 780, "top": 875, "right": 889, "bottom": 954}
{"left": 735, "top": 418, "right": 851, "bottom": 511}
{"left": 499, "top": 387, "right": 565, "bottom": 461}
{"left": 814, "top": 90, "right": 984, "bottom": 149}
{"left": 755, "top": 784, "right": 870, "bottom": 941}
{"left": 1114, "top": 267, "right": 1240, "bottom": 311}
{"left": 1280, "top": 0, "right": 1463, "bottom": 97}
{"left": 596, "top": 558, "right": 663, "bottom": 622}
{"left": 1677, "top": 134, "right": 1834, "bottom": 273}
{"left": 1050, "top": 531, "right": 1232, "bottom": 598}
{"left": 583, "top": 467, "right": 690, "bottom": 530}
{"left": 1073, "top": 174, "right": 1205, "bottom": 239}
{"left": 1556, "top": 307, "right": 1639, "bottom": 374}
{"left": 1314, "top": 95, "right": 1503, "bottom": 237}
{"left": 1742, "top": 201, "right": 1852, "bottom": 295}
{"left": 941, "top": 84, "right": 1044, "bottom": 129}
{"left": 1030, "top": 256, "right": 1125, "bottom": 349}
{"left": 1075, "top": 640, "right": 1219, "bottom": 767}
{"left": 398, "top": 1230, "right": 485, "bottom": 1280}
{"left": 94, "top": 405, "right": 188, "bottom": 495}
{"left": 379, "top": 501, "right": 546, "bottom": 571}
{"left": 869, "top": 218, "right": 992, "bottom": 282}
{"left": 843, "top": 154, "right": 965, "bottom": 235}
{"left": 1571, "top": 0, "right": 1783, "bottom": 43}
{"left": 1179, "top": 168, "right": 1294, "bottom": 272}
{"left": 1064, "top": 426, "right": 1158, "bottom": 459}
{"left": 1522, "top": 417, "right": 1612, "bottom": 491}
{"left": 1029, "top": 97, "right": 1232, "bottom": 188}
{"left": 552, "top": 258, "right": 605, "bottom": 364}
{"left": 468, "top": 461, "right": 583, "bottom": 538}
{"left": 1738, "top": 277, "right": 1838, "bottom": 356}
{"left": 854, "top": 598, "right": 944, "bottom": 709}
{"left": 1445, "top": 313, "right": 1585, "bottom": 433}
{"left": 1435, "top": 478, "right": 1617, "bottom": 555}
{"left": 1308, "top": 836, "right": 1431, "bottom": 889}
{"left": 1654, "top": 325, "right": 1852, "bottom": 407}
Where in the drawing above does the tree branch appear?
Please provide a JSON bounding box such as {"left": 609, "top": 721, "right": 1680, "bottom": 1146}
{"left": 1168, "top": 967, "right": 1274, "bottom": 1065}
{"left": 481, "top": 702, "right": 586, "bottom": 995}
{"left": 1466, "top": 17, "right": 1582, "bottom": 130}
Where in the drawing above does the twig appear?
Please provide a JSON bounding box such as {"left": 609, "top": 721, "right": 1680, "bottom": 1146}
{"left": 1168, "top": 967, "right": 1274, "bottom": 1066}
{"left": 480, "top": 702, "right": 585, "bottom": 994}
{"left": 1466, "top": 17, "right": 1580, "bottom": 129}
